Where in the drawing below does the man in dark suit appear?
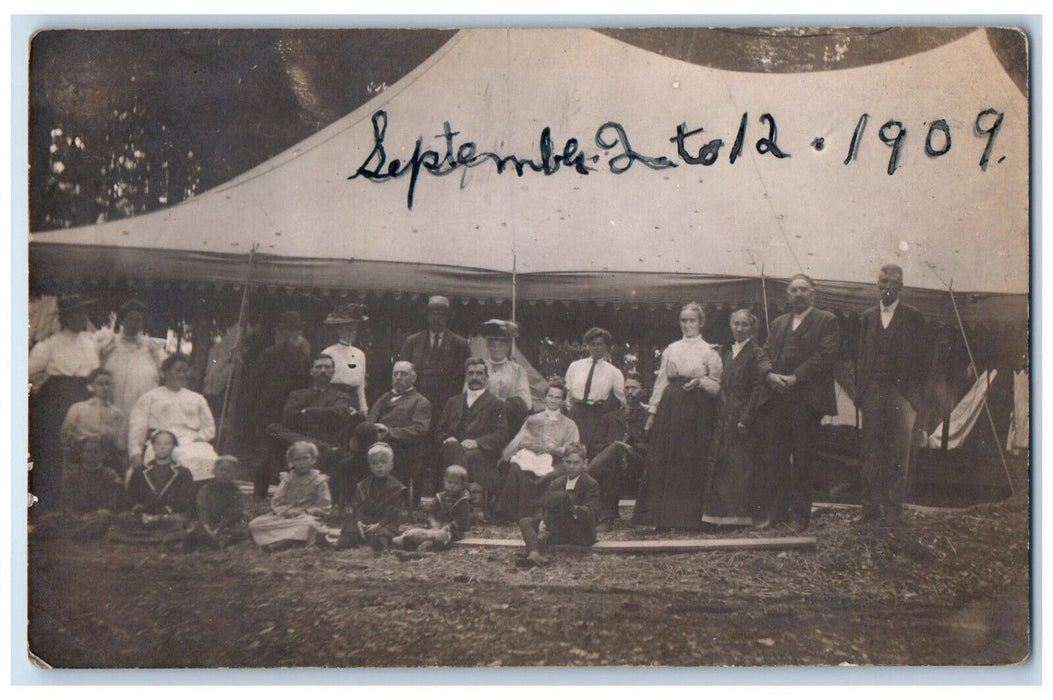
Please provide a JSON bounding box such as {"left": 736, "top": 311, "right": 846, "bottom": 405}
{"left": 243, "top": 311, "right": 312, "bottom": 443}
{"left": 399, "top": 295, "right": 471, "bottom": 420}
{"left": 756, "top": 273, "right": 840, "bottom": 532}
{"left": 255, "top": 353, "right": 351, "bottom": 499}
{"left": 349, "top": 361, "right": 432, "bottom": 506}
{"left": 436, "top": 357, "right": 508, "bottom": 493}
{"left": 854, "top": 264, "right": 928, "bottom": 526}
{"left": 399, "top": 295, "right": 470, "bottom": 493}
{"left": 584, "top": 372, "right": 650, "bottom": 528}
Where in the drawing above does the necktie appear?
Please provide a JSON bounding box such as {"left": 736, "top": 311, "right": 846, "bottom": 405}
{"left": 582, "top": 359, "right": 597, "bottom": 403}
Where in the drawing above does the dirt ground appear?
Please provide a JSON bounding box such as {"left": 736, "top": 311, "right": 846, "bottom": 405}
{"left": 26, "top": 494, "right": 1030, "bottom": 669}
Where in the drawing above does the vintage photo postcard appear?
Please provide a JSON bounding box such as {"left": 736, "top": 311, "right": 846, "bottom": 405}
{"left": 24, "top": 25, "right": 1030, "bottom": 669}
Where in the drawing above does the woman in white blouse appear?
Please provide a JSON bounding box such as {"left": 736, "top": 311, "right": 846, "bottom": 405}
{"left": 128, "top": 354, "right": 218, "bottom": 482}
{"left": 632, "top": 302, "right": 723, "bottom": 530}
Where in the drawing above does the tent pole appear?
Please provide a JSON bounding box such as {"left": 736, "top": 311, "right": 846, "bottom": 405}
{"left": 945, "top": 281, "right": 1015, "bottom": 497}
{"left": 216, "top": 243, "right": 258, "bottom": 452}
{"left": 511, "top": 252, "right": 517, "bottom": 355}
{"left": 760, "top": 264, "right": 771, "bottom": 337}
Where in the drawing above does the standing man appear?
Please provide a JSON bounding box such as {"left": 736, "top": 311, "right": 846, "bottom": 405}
{"left": 756, "top": 273, "right": 840, "bottom": 532}
{"left": 854, "top": 264, "right": 928, "bottom": 526}
{"left": 564, "top": 327, "right": 626, "bottom": 450}
{"left": 321, "top": 303, "right": 370, "bottom": 415}
{"left": 243, "top": 311, "right": 312, "bottom": 444}
{"left": 400, "top": 295, "right": 470, "bottom": 492}
{"left": 436, "top": 357, "right": 508, "bottom": 494}
{"left": 400, "top": 296, "right": 470, "bottom": 417}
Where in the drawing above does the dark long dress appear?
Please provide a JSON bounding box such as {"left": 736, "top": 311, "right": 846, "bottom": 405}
{"left": 633, "top": 336, "right": 722, "bottom": 529}
{"left": 633, "top": 382, "right": 717, "bottom": 528}
{"left": 702, "top": 341, "right": 771, "bottom": 526}
{"left": 30, "top": 377, "right": 91, "bottom": 509}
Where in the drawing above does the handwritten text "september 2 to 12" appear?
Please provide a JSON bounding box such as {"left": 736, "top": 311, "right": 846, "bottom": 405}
{"left": 349, "top": 109, "right": 1008, "bottom": 210}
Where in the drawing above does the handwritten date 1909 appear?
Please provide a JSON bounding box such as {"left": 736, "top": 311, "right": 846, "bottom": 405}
{"left": 349, "top": 109, "right": 1007, "bottom": 210}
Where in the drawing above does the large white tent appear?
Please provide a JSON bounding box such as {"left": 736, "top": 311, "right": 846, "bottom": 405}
{"left": 29, "top": 28, "right": 1028, "bottom": 323}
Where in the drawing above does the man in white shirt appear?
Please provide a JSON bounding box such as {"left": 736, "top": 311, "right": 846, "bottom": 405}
{"left": 854, "top": 264, "right": 928, "bottom": 526}
{"left": 565, "top": 327, "right": 626, "bottom": 450}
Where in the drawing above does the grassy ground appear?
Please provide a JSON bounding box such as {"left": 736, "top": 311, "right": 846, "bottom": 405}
{"left": 26, "top": 490, "right": 1030, "bottom": 669}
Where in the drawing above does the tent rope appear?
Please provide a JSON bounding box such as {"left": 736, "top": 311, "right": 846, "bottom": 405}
{"left": 926, "top": 262, "right": 1016, "bottom": 496}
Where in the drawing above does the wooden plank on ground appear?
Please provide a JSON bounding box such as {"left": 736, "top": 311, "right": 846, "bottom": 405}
{"left": 456, "top": 536, "right": 816, "bottom": 553}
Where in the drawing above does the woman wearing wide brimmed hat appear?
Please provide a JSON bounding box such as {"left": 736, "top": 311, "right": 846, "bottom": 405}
{"left": 478, "top": 319, "right": 532, "bottom": 433}
{"left": 28, "top": 294, "right": 101, "bottom": 508}
{"left": 98, "top": 298, "right": 167, "bottom": 425}
{"left": 321, "top": 303, "right": 370, "bottom": 414}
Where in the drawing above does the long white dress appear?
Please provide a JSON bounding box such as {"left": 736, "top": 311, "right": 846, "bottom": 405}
{"left": 128, "top": 385, "right": 218, "bottom": 481}
{"left": 98, "top": 330, "right": 165, "bottom": 423}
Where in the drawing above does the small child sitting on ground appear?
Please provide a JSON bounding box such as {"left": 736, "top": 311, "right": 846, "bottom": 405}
{"left": 249, "top": 441, "right": 332, "bottom": 551}
{"left": 62, "top": 435, "right": 123, "bottom": 514}
{"left": 393, "top": 464, "right": 473, "bottom": 551}
{"left": 336, "top": 442, "right": 407, "bottom": 551}
{"left": 31, "top": 435, "right": 124, "bottom": 541}
{"left": 184, "top": 455, "right": 247, "bottom": 551}
{"left": 518, "top": 442, "right": 599, "bottom": 567}
{"left": 112, "top": 430, "right": 197, "bottom": 543}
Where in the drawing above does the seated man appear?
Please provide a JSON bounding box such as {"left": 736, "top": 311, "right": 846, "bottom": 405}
{"left": 585, "top": 372, "right": 650, "bottom": 528}
{"left": 437, "top": 357, "right": 508, "bottom": 494}
{"left": 348, "top": 361, "right": 432, "bottom": 505}
{"left": 255, "top": 354, "right": 352, "bottom": 499}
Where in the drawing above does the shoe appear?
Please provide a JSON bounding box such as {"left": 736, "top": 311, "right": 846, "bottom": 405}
{"left": 753, "top": 516, "right": 782, "bottom": 531}
{"left": 788, "top": 517, "right": 809, "bottom": 533}
{"left": 527, "top": 551, "right": 549, "bottom": 568}
{"left": 851, "top": 505, "right": 883, "bottom": 525}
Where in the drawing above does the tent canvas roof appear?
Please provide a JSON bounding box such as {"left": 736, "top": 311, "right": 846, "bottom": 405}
{"left": 30, "top": 28, "right": 1028, "bottom": 321}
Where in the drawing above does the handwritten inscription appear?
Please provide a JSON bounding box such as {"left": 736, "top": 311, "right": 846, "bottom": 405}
{"left": 349, "top": 109, "right": 1008, "bottom": 209}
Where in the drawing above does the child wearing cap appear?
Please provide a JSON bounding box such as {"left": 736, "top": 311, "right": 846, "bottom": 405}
{"left": 184, "top": 455, "right": 247, "bottom": 551}
{"left": 393, "top": 464, "right": 473, "bottom": 551}
{"left": 336, "top": 442, "right": 407, "bottom": 551}
{"left": 249, "top": 441, "right": 332, "bottom": 551}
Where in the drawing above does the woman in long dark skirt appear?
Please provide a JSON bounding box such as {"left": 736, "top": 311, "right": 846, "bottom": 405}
{"left": 28, "top": 295, "right": 100, "bottom": 509}
{"left": 702, "top": 309, "right": 771, "bottom": 529}
{"left": 633, "top": 302, "right": 722, "bottom": 530}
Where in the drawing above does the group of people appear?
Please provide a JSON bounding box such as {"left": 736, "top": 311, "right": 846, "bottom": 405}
{"left": 29, "top": 263, "right": 928, "bottom": 560}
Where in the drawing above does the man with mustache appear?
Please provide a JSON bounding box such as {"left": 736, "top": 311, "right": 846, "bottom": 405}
{"left": 436, "top": 357, "right": 508, "bottom": 494}
{"left": 755, "top": 273, "right": 840, "bottom": 532}
{"left": 853, "top": 264, "right": 928, "bottom": 527}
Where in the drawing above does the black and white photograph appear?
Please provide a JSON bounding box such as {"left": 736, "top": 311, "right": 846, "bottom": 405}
{"left": 22, "top": 24, "right": 1031, "bottom": 669}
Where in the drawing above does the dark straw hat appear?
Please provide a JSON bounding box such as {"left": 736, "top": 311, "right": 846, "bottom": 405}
{"left": 479, "top": 319, "right": 519, "bottom": 339}
{"left": 57, "top": 294, "right": 97, "bottom": 315}
{"left": 324, "top": 303, "right": 369, "bottom": 325}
